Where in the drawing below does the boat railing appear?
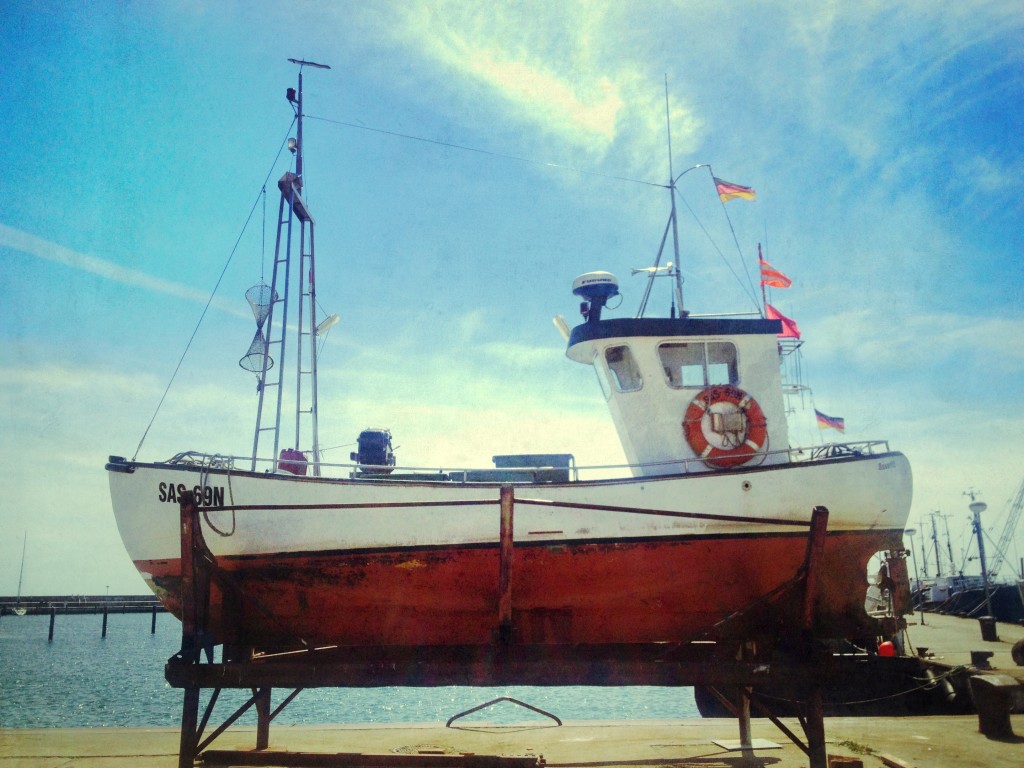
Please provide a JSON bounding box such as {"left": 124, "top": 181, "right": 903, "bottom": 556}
{"left": 160, "top": 439, "right": 892, "bottom": 483}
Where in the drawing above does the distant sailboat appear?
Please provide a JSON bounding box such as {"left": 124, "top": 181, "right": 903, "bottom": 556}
{"left": 12, "top": 533, "right": 27, "bottom": 615}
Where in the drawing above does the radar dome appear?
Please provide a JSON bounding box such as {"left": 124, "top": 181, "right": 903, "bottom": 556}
{"left": 572, "top": 271, "right": 620, "bottom": 301}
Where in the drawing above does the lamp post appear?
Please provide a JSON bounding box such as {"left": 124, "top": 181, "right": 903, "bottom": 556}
{"left": 905, "top": 528, "right": 925, "bottom": 626}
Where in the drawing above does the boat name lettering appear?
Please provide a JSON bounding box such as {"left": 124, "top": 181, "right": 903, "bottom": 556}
{"left": 158, "top": 482, "right": 225, "bottom": 507}
{"left": 877, "top": 460, "right": 896, "bottom": 471}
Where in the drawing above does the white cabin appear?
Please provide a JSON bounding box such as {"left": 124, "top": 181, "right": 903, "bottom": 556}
{"left": 566, "top": 279, "right": 789, "bottom": 476}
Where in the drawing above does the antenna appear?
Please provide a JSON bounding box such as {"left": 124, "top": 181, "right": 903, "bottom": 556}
{"left": 635, "top": 81, "right": 720, "bottom": 319}
{"left": 663, "top": 77, "right": 685, "bottom": 317}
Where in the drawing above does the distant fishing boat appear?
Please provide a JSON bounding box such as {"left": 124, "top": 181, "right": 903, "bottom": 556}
{"left": 107, "top": 64, "right": 912, "bottom": 654}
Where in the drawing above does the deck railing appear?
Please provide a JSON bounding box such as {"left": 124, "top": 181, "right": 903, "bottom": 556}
{"left": 160, "top": 439, "right": 893, "bottom": 482}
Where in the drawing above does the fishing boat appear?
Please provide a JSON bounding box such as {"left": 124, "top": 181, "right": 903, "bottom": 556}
{"left": 107, "top": 63, "right": 912, "bottom": 654}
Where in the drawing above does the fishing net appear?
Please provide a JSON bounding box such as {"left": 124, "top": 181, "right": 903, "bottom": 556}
{"left": 239, "top": 282, "right": 277, "bottom": 377}
{"left": 239, "top": 330, "right": 273, "bottom": 374}
{"left": 245, "top": 282, "right": 275, "bottom": 326}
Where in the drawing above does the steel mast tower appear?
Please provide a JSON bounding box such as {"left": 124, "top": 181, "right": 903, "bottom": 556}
{"left": 248, "top": 58, "right": 331, "bottom": 475}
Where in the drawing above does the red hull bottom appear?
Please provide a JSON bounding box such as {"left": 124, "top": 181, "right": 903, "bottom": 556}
{"left": 140, "top": 531, "right": 905, "bottom": 650}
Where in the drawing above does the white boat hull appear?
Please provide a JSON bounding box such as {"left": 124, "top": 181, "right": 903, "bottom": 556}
{"left": 107, "top": 450, "right": 912, "bottom": 649}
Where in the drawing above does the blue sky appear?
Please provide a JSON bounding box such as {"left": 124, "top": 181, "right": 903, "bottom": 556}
{"left": 2, "top": 1, "right": 1022, "bottom": 594}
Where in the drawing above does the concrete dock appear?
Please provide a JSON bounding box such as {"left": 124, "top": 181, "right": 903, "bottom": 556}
{"left": 1, "top": 613, "right": 1022, "bottom": 767}
{"left": 3, "top": 715, "right": 1023, "bottom": 767}
{"left": 903, "top": 609, "right": 1024, "bottom": 675}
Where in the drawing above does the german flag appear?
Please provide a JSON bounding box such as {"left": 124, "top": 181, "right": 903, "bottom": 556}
{"left": 714, "top": 177, "right": 756, "bottom": 202}
{"left": 815, "top": 409, "right": 845, "bottom": 432}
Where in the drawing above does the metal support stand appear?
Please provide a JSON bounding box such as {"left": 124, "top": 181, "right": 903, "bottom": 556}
{"left": 255, "top": 688, "right": 271, "bottom": 751}
{"left": 705, "top": 506, "right": 831, "bottom": 767}
{"left": 169, "top": 491, "right": 838, "bottom": 767}
{"left": 802, "top": 507, "right": 830, "bottom": 768}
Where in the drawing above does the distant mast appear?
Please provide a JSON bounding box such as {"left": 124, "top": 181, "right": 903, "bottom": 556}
{"left": 16, "top": 532, "right": 26, "bottom": 604}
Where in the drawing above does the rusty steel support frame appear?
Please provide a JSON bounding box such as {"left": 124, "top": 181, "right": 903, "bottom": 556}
{"left": 498, "top": 485, "right": 514, "bottom": 644}
{"left": 800, "top": 506, "right": 829, "bottom": 768}
{"left": 705, "top": 506, "right": 830, "bottom": 768}
{"left": 170, "top": 490, "right": 836, "bottom": 768}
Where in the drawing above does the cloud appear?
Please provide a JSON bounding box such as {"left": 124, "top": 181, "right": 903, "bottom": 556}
{"left": 389, "top": 2, "right": 623, "bottom": 149}
{"left": 815, "top": 309, "right": 1024, "bottom": 374}
{"left": 362, "top": 0, "right": 701, "bottom": 168}
{"left": 0, "top": 223, "right": 248, "bottom": 319}
{"left": 963, "top": 155, "right": 1019, "bottom": 195}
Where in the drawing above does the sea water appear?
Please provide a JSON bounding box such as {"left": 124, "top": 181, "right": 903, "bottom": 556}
{"left": 0, "top": 612, "right": 697, "bottom": 728}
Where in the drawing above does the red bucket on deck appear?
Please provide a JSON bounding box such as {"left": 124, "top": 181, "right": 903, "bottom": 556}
{"left": 278, "top": 449, "right": 308, "bottom": 475}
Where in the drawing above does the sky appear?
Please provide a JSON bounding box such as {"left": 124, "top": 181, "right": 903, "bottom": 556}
{"left": 1, "top": 1, "right": 1023, "bottom": 595}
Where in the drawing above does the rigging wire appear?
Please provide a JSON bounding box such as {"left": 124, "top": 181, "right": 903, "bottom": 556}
{"left": 305, "top": 113, "right": 663, "bottom": 189}
{"left": 308, "top": 111, "right": 763, "bottom": 310}
{"left": 260, "top": 186, "right": 267, "bottom": 282}
{"left": 714, "top": 188, "right": 761, "bottom": 307}
{"left": 673, "top": 186, "right": 762, "bottom": 310}
{"left": 131, "top": 117, "right": 298, "bottom": 461}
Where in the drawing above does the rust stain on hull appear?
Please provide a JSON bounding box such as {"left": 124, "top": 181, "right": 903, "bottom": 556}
{"left": 143, "top": 528, "right": 904, "bottom": 651}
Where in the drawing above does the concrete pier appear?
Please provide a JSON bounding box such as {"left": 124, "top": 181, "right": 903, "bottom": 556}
{"left": 2, "top": 613, "right": 1022, "bottom": 767}
{"left": 903, "top": 610, "right": 1024, "bottom": 677}
{"left": 2, "top": 715, "right": 1023, "bottom": 767}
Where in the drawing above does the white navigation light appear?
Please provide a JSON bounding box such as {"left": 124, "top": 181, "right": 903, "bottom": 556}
{"left": 316, "top": 313, "right": 340, "bottom": 336}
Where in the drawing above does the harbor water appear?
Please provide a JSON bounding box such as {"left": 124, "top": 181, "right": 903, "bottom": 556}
{"left": 0, "top": 612, "right": 697, "bottom": 728}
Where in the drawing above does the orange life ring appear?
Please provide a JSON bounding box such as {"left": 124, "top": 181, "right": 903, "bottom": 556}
{"left": 683, "top": 385, "right": 768, "bottom": 468}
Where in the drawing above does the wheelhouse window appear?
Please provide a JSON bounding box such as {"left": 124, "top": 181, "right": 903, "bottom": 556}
{"left": 604, "top": 344, "right": 643, "bottom": 392}
{"left": 659, "top": 341, "right": 737, "bottom": 388}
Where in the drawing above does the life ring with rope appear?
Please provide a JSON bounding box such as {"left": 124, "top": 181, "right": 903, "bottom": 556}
{"left": 682, "top": 385, "right": 768, "bottom": 468}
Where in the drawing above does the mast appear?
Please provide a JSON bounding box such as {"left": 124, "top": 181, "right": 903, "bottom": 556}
{"left": 664, "top": 77, "right": 685, "bottom": 316}
{"left": 929, "top": 511, "right": 943, "bottom": 577}
{"left": 637, "top": 82, "right": 698, "bottom": 320}
{"left": 248, "top": 59, "right": 330, "bottom": 474}
{"left": 16, "top": 532, "right": 26, "bottom": 604}
{"left": 967, "top": 491, "right": 993, "bottom": 617}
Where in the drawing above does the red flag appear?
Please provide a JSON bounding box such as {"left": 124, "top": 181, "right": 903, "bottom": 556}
{"left": 759, "top": 257, "right": 792, "bottom": 288}
{"left": 713, "top": 177, "right": 756, "bottom": 202}
{"left": 766, "top": 304, "right": 801, "bottom": 338}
